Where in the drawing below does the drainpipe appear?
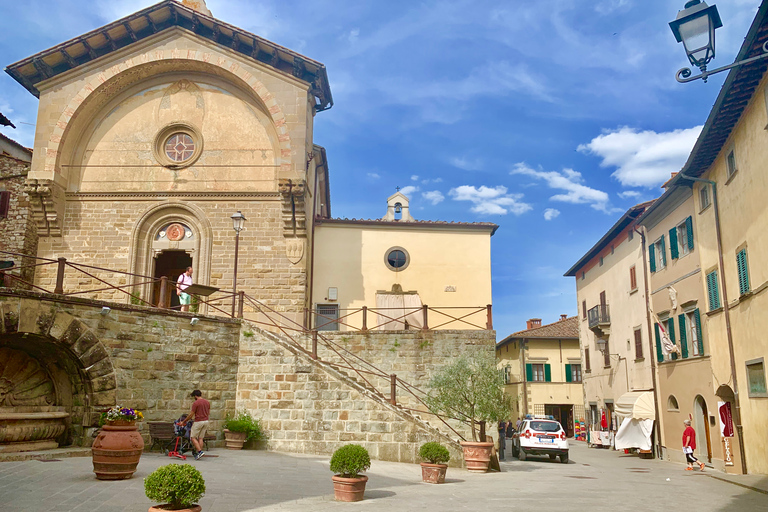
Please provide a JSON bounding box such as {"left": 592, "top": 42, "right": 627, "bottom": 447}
{"left": 635, "top": 225, "right": 664, "bottom": 460}
{"left": 681, "top": 175, "right": 747, "bottom": 475}
{"left": 521, "top": 339, "right": 528, "bottom": 415}
{"left": 306, "top": 156, "right": 321, "bottom": 330}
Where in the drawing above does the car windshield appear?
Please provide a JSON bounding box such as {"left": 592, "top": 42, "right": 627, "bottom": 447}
{"left": 530, "top": 421, "right": 560, "bottom": 432}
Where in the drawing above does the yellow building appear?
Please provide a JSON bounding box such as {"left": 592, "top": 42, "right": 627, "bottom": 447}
{"left": 496, "top": 316, "right": 582, "bottom": 436}
{"left": 658, "top": 2, "right": 768, "bottom": 475}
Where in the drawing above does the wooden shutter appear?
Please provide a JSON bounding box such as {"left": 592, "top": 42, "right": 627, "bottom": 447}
{"left": 660, "top": 235, "right": 667, "bottom": 267}
{"left": 565, "top": 364, "right": 572, "bottom": 382}
{"left": 707, "top": 271, "right": 720, "bottom": 310}
{"left": 526, "top": 363, "right": 533, "bottom": 382}
{"left": 629, "top": 266, "right": 637, "bottom": 290}
{"left": 585, "top": 348, "right": 591, "bottom": 372}
{"left": 582, "top": 300, "right": 587, "bottom": 319}
{"left": 737, "top": 249, "right": 750, "bottom": 295}
{"left": 667, "top": 318, "right": 677, "bottom": 360}
{"left": 600, "top": 291, "right": 606, "bottom": 306}
{"left": 654, "top": 323, "right": 663, "bottom": 362}
{"left": 544, "top": 364, "right": 552, "bottom": 382}
{"left": 0, "top": 191, "right": 10, "bottom": 219}
{"left": 634, "top": 328, "right": 643, "bottom": 359}
{"left": 604, "top": 340, "right": 610, "bottom": 367}
{"left": 649, "top": 243, "right": 656, "bottom": 273}
{"left": 694, "top": 309, "right": 704, "bottom": 355}
{"left": 678, "top": 314, "right": 688, "bottom": 359}
{"left": 686, "top": 216, "right": 694, "bottom": 251}
{"left": 669, "top": 227, "right": 679, "bottom": 259}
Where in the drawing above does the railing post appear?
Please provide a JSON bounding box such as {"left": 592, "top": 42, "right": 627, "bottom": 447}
{"left": 361, "top": 306, "right": 368, "bottom": 331}
{"left": 422, "top": 304, "right": 429, "bottom": 331}
{"left": 54, "top": 257, "right": 66, "bottom": 294}
{"left": 237, "top": 291, "right": 245, "bottom": 319}
{"left": 486, "top": 304, "right": 493, "bottom": 330}
{"left": 390, "top": 374, "right": 397, "bottom": 405}
{"left": 311, "top": 330, "right": 318, "bottom": 360}
{"left": 303, "top": 307, "right": 308, "bottom": 330}
{"left": 158, "top": 276, "right": 168, "bottom": 309}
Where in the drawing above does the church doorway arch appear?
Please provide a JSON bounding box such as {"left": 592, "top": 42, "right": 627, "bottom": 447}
{"left": 153, "top": 251, "right": 192, "bottom": 309}
{"left": 693, "top": 395, "right": 712, "bottom": 463}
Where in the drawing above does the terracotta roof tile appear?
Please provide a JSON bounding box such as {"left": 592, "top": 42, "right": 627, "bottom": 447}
{"left": 498, "top": 316, "right": 579, "bottom": 346}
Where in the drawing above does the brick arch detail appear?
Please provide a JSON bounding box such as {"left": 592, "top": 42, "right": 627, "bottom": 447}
{"left": 44, "top": 48, "right": 292, "bottom": 176}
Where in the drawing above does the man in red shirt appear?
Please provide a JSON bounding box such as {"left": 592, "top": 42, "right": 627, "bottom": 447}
{"left": 182, "top": 389, "right": 211, "bottom": 460}
{"left": 682, "top": 419, "right": 705, "bottom": 471}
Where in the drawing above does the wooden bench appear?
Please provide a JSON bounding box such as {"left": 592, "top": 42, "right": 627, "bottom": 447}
{"left": 147, "top": 421, "right": 216, "bottom": 452}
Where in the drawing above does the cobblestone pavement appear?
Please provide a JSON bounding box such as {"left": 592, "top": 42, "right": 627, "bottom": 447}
{"left": 1, "top": 442, "right": 766, "bottom": 512}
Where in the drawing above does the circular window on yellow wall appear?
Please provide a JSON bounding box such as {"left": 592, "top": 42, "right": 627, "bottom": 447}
{"left": 153, "top": 123, "right": 203, "bottom": 169}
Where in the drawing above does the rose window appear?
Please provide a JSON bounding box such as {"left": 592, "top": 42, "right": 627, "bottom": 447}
{"left": 164, "top": 133, "right": 196, "bottom": 163}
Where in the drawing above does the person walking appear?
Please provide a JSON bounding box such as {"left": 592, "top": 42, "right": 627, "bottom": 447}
{"left": 682, "top": 419, "right": 705, "bottom": 471}
{"left": 182, "top": 389, "right": 210, "bottom": 460}
{"left": 497, "top": 420, "right": 508, "bottom": 461}
{"left": 176, "top": 266, "right": 193, "bottom": 312}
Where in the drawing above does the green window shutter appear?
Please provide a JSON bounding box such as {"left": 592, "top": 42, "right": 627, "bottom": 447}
{"left": 686, "top": 216, "right": 694, "bottom": 251}
{"left": 667, "top": 318, "right": 677, "bottom": 360}
{"left": 660, "top": 235, "right": 667, "bottom": 267}
{"left": 678, "top": 314, "right": 688, "bottom": 359}
{"left": 737, "top": 249, "right": 750, "bottom": 295}
{"left": 669, "top": 227, "right": 679, "bottom": 259}
{"left": 654, "top": 323, "right": 663, "bottom": 362}
{"left": 544, "top": 364, "right": 552, "bottom": 382}
{"left": 694, "top": 309, "right": 704, "bottom": 355}
{"left": 707, "top": 271, "right": 721, "bottom": 310}
{"left": 649, "top": 243, "right": 656, "bottom": 273}
{"left": 526, "top": 363, "right": 533, "bottom": 382}
{"left": 565, "top": 364, "right": 572, "bottom": 382}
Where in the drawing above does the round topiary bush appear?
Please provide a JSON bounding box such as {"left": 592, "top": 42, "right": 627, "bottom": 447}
{"left": 329, "top": 444, "right": 371, "bottom": 478}
{"left": 418, "top": 442, "right": 450, "bottom": 464}
{"left": 144, "top": 463, "right": 206, "bottom": 510}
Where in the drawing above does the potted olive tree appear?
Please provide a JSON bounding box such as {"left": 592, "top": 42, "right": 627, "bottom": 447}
{"left": 329, "top": 444, "right": 371, "bottom": 502}
{"left": 144, "top": 463, "right": 205, "bottom": 512}
{"left": 223, "top": 409, "right": 265, "bottom": 449}
{"left": 424, "top": 350, "right": 511, "bottom": 473}
{"left": 418, "top": 442, "right": 450, "bottom": 483}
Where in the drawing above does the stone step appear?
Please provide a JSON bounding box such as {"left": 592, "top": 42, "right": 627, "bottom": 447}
{"left": 0, "top": 447, "right": 92, "bottom": 462}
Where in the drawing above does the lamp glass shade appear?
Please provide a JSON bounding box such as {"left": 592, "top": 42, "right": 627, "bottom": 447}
{"left": 669, "top": 1, "right": 722, "bottom": 68}
{"left": 596, "top": 339, "right": 607, "bottom": 353}
{"left": 231, "top": 211, "right": 247, "bottom": 232}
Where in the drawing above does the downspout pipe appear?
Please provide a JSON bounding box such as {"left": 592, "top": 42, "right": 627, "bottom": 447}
{"left": 635, "top": 224, "right": 664, "bottom": 460}
{"left": 681, "top": 175, "right": 747, "bottom": 475}
{"left": 521, "top": 339, "right": 528, "bottom": 416}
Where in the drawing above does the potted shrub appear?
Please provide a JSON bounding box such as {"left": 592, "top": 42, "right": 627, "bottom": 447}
{"left": 418, "top": 442, "right": 450, "bottom": 483}
{"left": 424, "top": 350, "right": 511, "bottom": 473}
{"left": 222, "top": 409, "right": 265, "bottom": 449}
{"left": 144, "top": 463, "right": 205, "bottom": 512}
{"left": 329, "top": 444, "right": 371, "bottom": 502}
{"left": 92, "top": 406, "right": 145, "bottom": 480}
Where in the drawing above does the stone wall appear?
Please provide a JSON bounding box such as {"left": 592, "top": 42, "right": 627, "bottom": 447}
{"left": 0, "top": 154, "right": 37, "bottom": 288}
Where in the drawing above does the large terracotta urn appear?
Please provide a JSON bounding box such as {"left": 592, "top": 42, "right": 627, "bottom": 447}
{"left": 460, "top": 441, "right": 494, "bottom": 473}
{"left": 223, "top": 429, "right": 247, "bottom": 449}
{"left": 332, "top": 475, "right": 368, "bottom": 502}
{"left": 92, "top": 420, "right": 144, "bottom": 480}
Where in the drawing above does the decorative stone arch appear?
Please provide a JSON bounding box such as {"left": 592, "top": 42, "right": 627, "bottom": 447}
{"left": 129, "top": 201, "right": 214, "bottom": 306}
{"left": 44, "top": 44, "right": 293, "bottom": 179}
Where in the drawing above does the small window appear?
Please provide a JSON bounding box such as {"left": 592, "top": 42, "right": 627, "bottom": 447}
{"left": 384, "top": 247, "right": 410, "bottom": 271}
{"left": 629, "top": 265, "right": 637, "bottom": 291}
{"left": 726, "top": 149, "right": 737, "bottom": 178}
{"left": 667, "top": 395, "right": 679, "bottom": 411}
{"left": 737, "top": 248, "right": 750, "bottom": 296}
{"left": 700, "top": 186, "right": 711, "bottom": 210}
{"left": 650, "top": 235, "right": 666, "bottom": 272}
{"left": 570, "top": 364, "right": 582, "bottom": 383}
{"left": 746, "top": 358, "right": 767, "bottom": 397}
{"left": 585, "top": 348, "right": 591, "bottom": 372}
{"left": 611, "top": 245, "right": 614, "bottom": 255}
{"left": 685, "top": 309, "right": 704, "bottom": 357}
{"left": 0, "top": 190, "right": 10, "bottom": 219}
{"left": 315, "top": 304, "right": 339, "bottom": 331}
{"left": 582, "top": 300, "right": 587, "bottom": 319}
{"left": 581, "top": 271, "right": 585, "bottom": 281}
{"left": 599, "top": 256, "right": 604, "bottom": 267}
{"left": 634, "top": 327, "right": 643, "bottom": 359}
{"left": 706, "top": 270, "right": 721, "bottom": 310}
{"left": 603, "top": 340, "right": 611, "bottom": 367}
{"left": 527, "top": 363, "right": 546, "bottom": 382}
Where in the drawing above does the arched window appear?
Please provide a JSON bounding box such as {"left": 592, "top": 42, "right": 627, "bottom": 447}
{"left": 667, "top": 395, "right": 679, "bottom": 411}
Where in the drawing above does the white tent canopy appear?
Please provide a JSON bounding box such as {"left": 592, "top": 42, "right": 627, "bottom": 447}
{"left": 614, "top": 391, "right": 656, "bottom": 420}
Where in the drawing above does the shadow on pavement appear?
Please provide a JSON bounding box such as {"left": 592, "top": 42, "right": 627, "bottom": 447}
{"left": 715, "top": 475, "right": 768, "bottom": 511}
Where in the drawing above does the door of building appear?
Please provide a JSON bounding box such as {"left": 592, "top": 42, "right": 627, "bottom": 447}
{"left": 694, "top": 395, "right": 712, "bottom": 462}
{"left": 153, "top": 250, "right": 192, "bottom": 309}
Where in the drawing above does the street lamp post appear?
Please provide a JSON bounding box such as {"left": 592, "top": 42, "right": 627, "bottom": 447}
{"left": 231, "top": 211, "right": 247, "bottom": 317}
{"left": 670, "top": 1, "right": 768, "bottom": 83}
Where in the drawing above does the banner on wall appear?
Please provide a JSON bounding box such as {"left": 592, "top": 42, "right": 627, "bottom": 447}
{"left": 718, "top": 401, "right": 734, "bottom": 438}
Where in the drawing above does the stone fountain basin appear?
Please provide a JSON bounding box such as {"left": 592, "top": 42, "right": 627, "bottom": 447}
{"left": 0, "top": 406, "right": 70, "bottom": 453}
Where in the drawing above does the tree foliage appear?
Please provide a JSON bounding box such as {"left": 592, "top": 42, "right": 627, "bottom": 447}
{"left": 423, "top": 349, "right": 512, "bottom": 441}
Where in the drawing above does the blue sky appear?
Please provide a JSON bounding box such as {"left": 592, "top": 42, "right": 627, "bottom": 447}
{"left": 0, "top": 0, "right": 759, "bottom": 338}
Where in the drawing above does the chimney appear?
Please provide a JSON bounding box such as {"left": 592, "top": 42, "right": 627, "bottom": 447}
{"left": 526, "top": 318, "right": 542, "bottom": 330}
{"left": 560, "top": 314, "right": 567, "bottom": 321}
{"left": 177, "top": 0, "right": 213, "bottom": 16}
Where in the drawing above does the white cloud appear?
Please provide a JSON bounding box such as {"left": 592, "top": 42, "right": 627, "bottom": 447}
{"left": 449, "top": 185, "right": 532, "bottom": 216}
{"left": 400, "top": 185, "right": 419, "bottom": 197}
{"left": 421, "top": 177, "right": 443, "bottom": 185}
{"left": 618, "top": 190, "right": 642, "bottom": 199}
{"left": 511, "top": 162, "right": 615, "bottom": 213}
{"left": 411, "top": 175, "right": 419, "bottom": 181}
{"left": 422, "top": 190, "right": 445, "bottom": 205}
{"left": 449, "top": 156, "right": 483, "bottom": 171}
{"left": 367, "top": 172, "right": 380, "bottom": 179}
{"left": 577, "top": 126, "right": 702, "bottom": 188}
{"left": 543, "top": 208, "right": 560, "bottom": 221}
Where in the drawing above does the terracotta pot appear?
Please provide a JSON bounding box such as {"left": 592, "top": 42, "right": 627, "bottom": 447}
{"left": 148, "top": 505, "right": 202, "bottom": 512}
{"left": 92, "top": 421, "right": 144, "bottom": 480}
{"left": 223, "top": 429, "right": 247, "bottom": 449}
{"left": 420, "top": 462, "right": 448, "bottom": 484}
{"left": 332, "top": 474, "right": 368, "bottom": 502}
{"left": 460, "top": 441, "right": 494, "bottom": 473}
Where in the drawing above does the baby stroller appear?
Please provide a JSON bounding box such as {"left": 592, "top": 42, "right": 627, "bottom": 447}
{"left": 165, "top": 415, "right": 194, "bottom": 460}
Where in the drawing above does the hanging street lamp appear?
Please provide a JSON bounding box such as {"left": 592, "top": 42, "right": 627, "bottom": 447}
{"left": 670, "top": 1, "right": 768, "bottom": 83}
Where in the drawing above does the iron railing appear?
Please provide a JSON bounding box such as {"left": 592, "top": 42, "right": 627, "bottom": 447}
{"left": 587, "top": 304, "right": 610, "bottom": 329}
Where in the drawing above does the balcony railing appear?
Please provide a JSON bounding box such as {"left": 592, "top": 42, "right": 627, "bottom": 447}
{"left": 587, "top": 304, "right": 610, "bottom": 329}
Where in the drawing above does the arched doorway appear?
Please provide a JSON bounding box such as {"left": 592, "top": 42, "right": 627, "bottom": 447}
{"left": 693, "top": 395, "right": 712, "bottom": 463}
{"left": 153, "top": 250, "right": 192, "bottom": 309}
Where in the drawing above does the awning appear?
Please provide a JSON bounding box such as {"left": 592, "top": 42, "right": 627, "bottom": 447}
{"left": 614, "top": 391, "right": 655, "bottom": 420}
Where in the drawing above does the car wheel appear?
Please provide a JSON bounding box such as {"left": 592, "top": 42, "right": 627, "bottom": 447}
{"left": 560, "top": 452, "right": 569, "bottom": 464}
{"left": 518, "top": 448, "right": 526, "bottom": 461}
{"left": 549, "top": 454, "right": 557, "bottom": 460}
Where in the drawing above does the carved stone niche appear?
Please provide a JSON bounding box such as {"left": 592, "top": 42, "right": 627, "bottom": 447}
{"left": 278, "top": 178, "right": 307, "bottom": 241}
{"left": 23, "top": 178, "right": 65, "bottom": 237}
{"left": 0, "top": 347, "right": 69, "bottom": 453}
